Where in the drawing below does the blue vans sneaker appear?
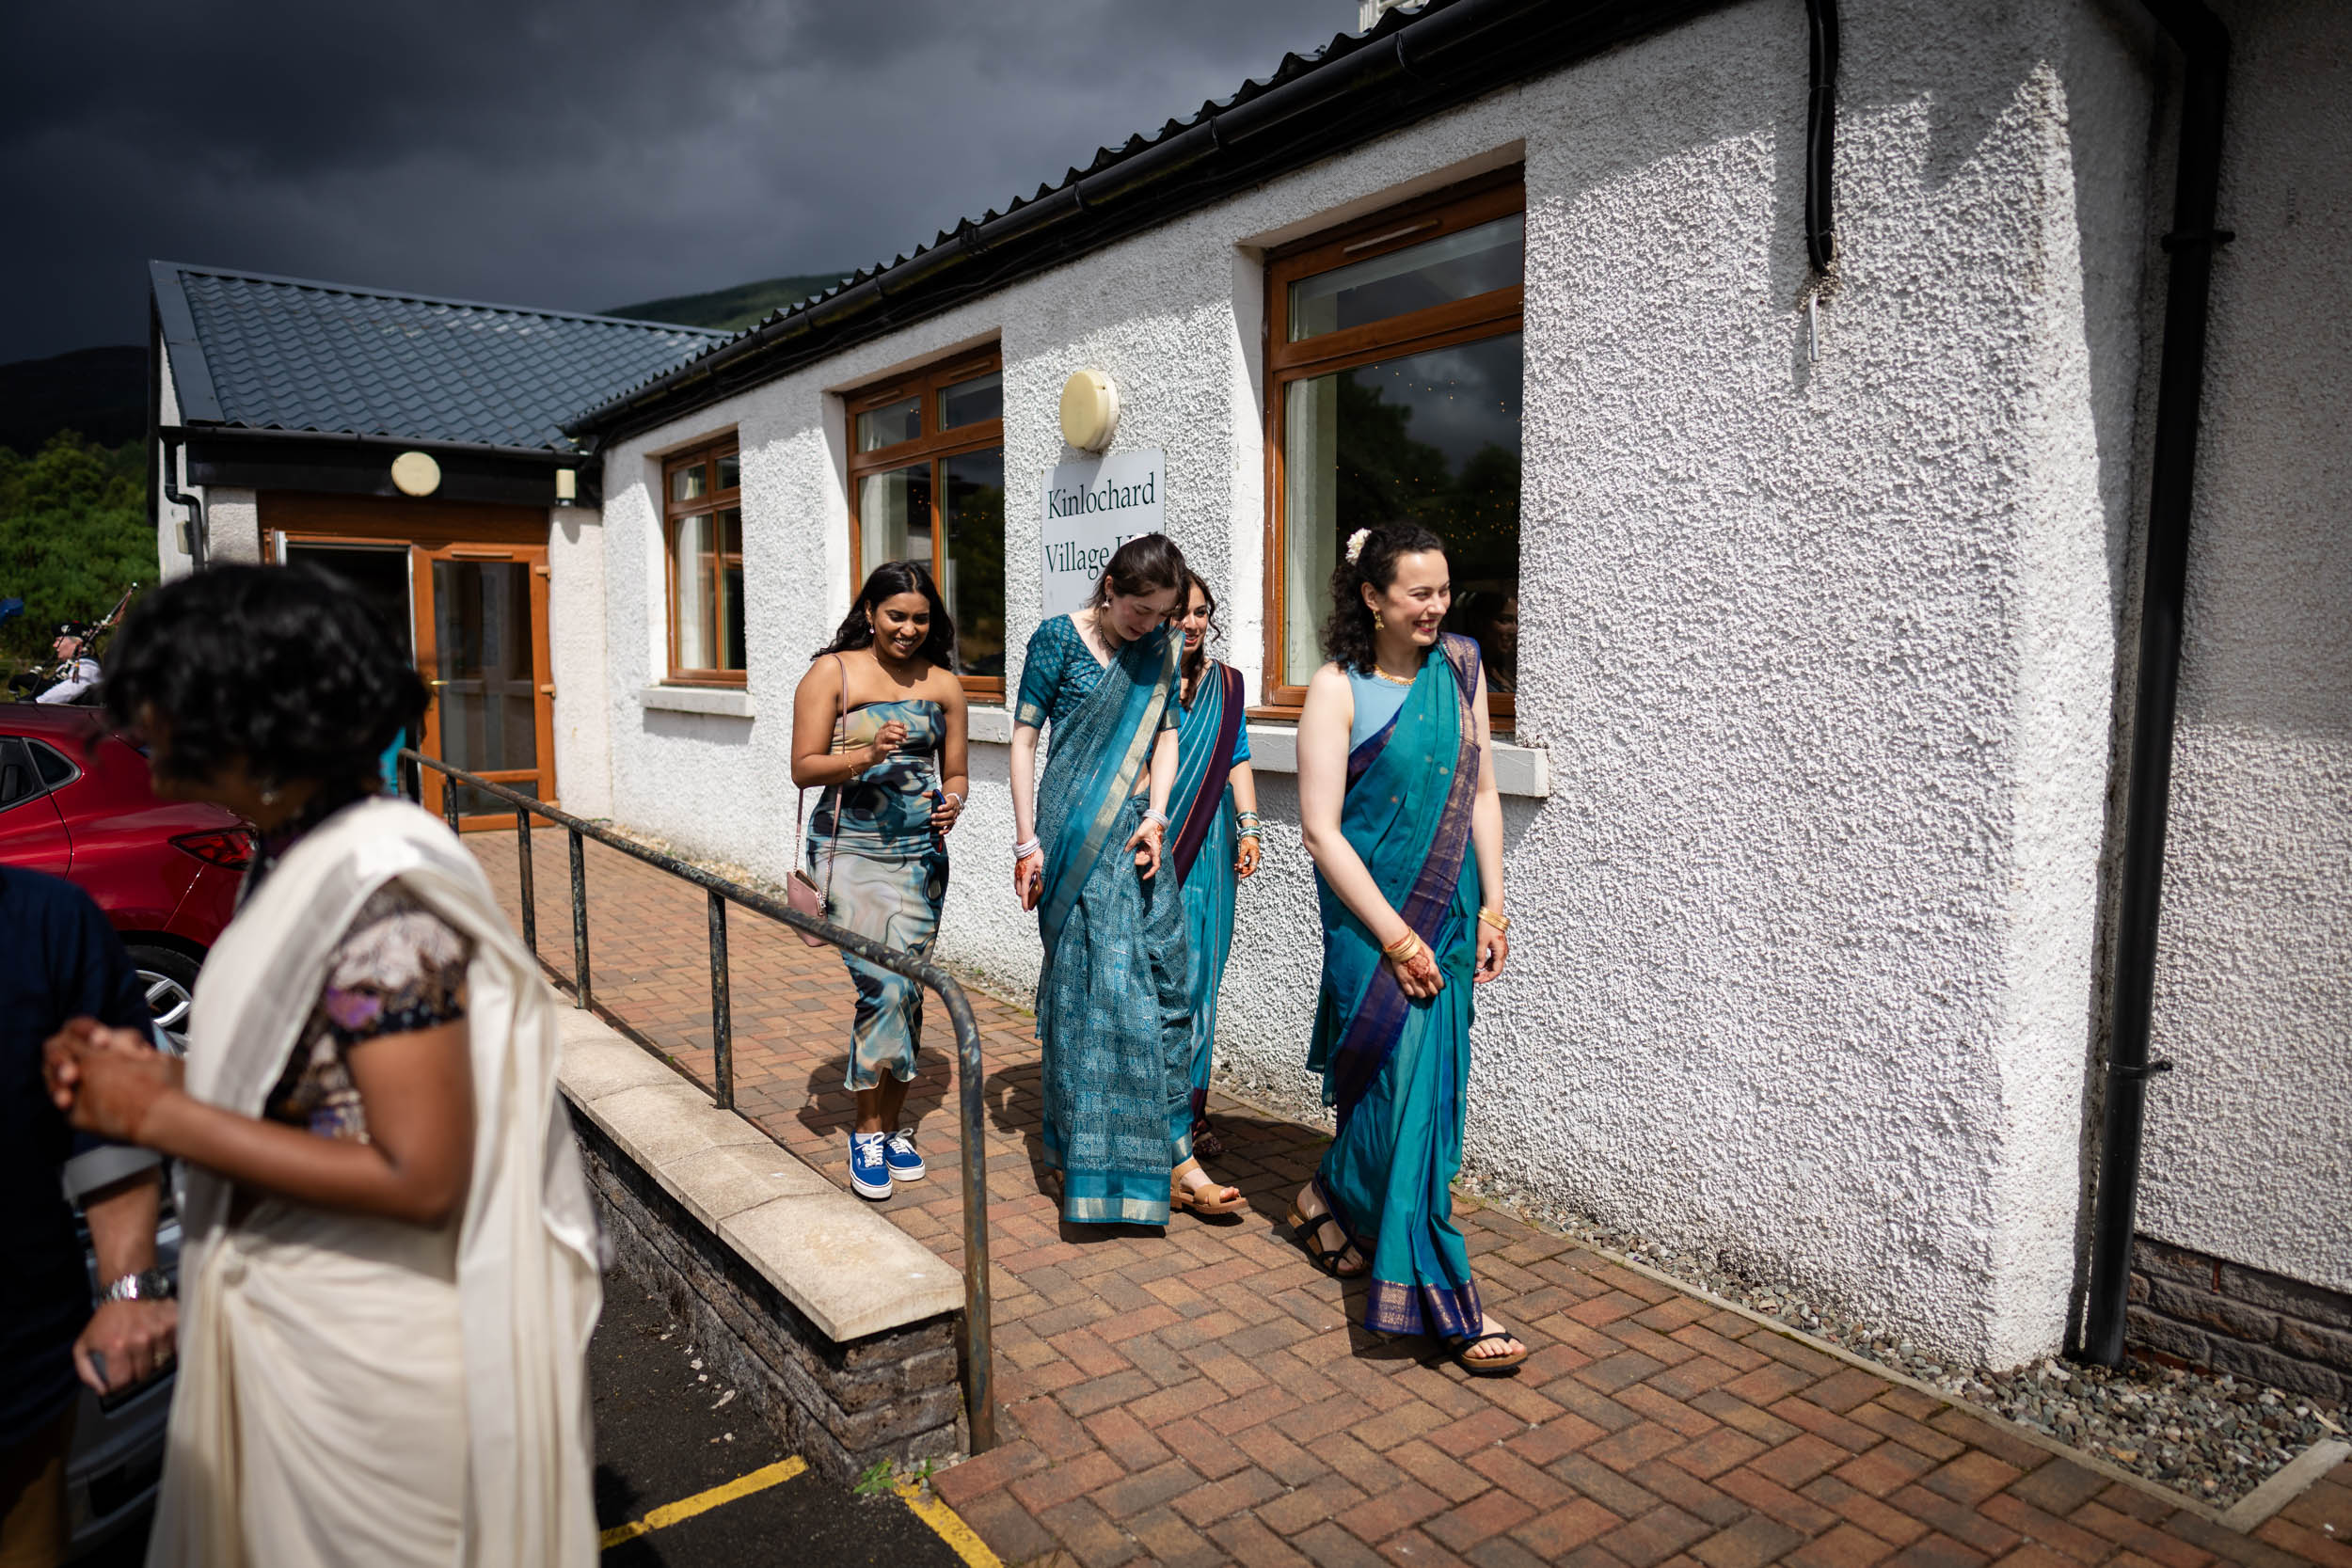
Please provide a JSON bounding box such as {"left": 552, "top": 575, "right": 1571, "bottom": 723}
{"left": 848, "top": 1132, "right": 893, "bottom": 1200}
{"left": 884, "top": 1128, "right": 926, "bottom": 1181}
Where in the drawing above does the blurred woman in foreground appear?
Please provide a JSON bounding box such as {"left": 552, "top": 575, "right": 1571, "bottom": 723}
{"left": 43, "top": 564, "right": 603, "bottom": 1566}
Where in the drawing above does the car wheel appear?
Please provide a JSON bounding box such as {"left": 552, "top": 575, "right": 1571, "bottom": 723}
{"left": 124, "top": 944, "right": 201, "bottom": 1032}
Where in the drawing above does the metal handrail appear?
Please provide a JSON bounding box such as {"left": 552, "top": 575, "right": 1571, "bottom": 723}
{"left": 398, "top": 750, "right": 994, "bottom": 1451}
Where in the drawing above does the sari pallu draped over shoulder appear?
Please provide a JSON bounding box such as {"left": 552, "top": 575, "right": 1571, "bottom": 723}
{"left": 158, "top": 797, "right": 604, "bottom": 1568}
{"left": 1308, "top": 633, "right": 1485, "bottom": 1340}
{"left": 1032, "top": 625, "right": 1195, "bottom": 1225}
{"left": 1167, "top": 661, "right": 1244, "bottom": 887}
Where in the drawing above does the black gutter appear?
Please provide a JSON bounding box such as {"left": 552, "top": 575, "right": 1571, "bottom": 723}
{"left": 1803, "top": 0, "right": 1838, "bottom": 276}
{"left": 160, "top": 433, "right": 208, "bottom": 571}
{"left": 159, "top": 422, "right": 587, "bottom": 466}
{"left": 2078, "top": 0, "right": 2233, "bottom": 1370}
{"left": 567, "top": 0, "right": 1732, "bottom": 446}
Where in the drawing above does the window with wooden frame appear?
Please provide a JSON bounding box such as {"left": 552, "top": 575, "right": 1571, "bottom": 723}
{"left": 846, "top": 345, "right": 1007, "bottom": 698}
{"left": 662, "top": 439, "right": 745, "bottom": 685}
{"left": 1263, "top": 170, "right": 1524, "bottom": 723}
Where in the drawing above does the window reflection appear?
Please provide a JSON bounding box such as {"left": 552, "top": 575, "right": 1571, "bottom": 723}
{"left": 856, "top": 396, "right": 920, "bottom": 451}
{"left": 943, "top": 450, "right": 1005, "bottom": 678}
{"left": 939, "top": 371, "right": 1003, "bottom": 430}
{"left": 1289, "top": 214, "right": 1523, "bottom": 341}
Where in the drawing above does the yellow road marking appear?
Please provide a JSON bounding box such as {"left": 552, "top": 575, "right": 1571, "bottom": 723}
{"left": 599, "top": 1456, "right": 808, "bottom": 1549}
{"left": 898, "top": 1481, "right": 1006, "bottom": 1568}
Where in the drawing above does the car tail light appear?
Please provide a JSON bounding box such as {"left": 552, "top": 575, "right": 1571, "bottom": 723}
{"left": 170, "top": 830, "right": 254, "bottom": 870}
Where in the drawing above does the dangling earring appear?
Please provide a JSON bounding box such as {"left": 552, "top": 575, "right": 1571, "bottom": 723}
{"left": 1373, "top": 610, "right": 1385, "bottom": 631}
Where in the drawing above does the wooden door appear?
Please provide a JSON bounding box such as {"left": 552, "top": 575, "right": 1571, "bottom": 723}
{"left": 262, "top": 495, "right": 557, "bottom": 831}
{"left": 413, "top": 542, "right": 558, "bottom": 830}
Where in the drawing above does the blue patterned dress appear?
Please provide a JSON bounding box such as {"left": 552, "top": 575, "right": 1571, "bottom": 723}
{"left": 1017, "top": 615, "right": 1194, "bottom": 1225}
{"left": 807, "top": 698, "right": 950, "bottom": 1091}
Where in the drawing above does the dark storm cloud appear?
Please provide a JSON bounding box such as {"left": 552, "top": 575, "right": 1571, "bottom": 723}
{"left": 0, "top": 0, "right": 1356, "bottom": 360}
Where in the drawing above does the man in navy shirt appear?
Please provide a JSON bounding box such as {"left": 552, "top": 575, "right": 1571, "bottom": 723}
{"left": 1, "top": 867, "right": 179, "bottom": 1565}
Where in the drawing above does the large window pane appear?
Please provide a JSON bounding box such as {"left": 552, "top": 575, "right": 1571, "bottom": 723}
{"left": 856, "top": 396, "right": 920, "bottom": 452}
{"left": 939, "top": 371, "right": 1003, "bottom": 429}
{"left": 673, "top": 513, "right": 714, "bottom": 669}
{"left": 943, "top": 450, "right": 1006, "bottom": 679}
{"left": 718, "top": 508, "right": 745, "bottom": 671}
{"left": 1280, "top": 332, "right": 1522, "bottom": 689}
{"left": 1288, "top": 214, "right": 1523, "bottom": 341}
{"left": 857, "top": 464, "right": 932, "bottom": 577}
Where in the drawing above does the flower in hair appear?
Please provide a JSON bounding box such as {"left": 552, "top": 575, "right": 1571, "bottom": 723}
{"left": 1344, "top": 528, "right": 1372, "bottom": 566}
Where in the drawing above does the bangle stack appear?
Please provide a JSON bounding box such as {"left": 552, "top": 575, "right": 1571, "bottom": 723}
{"left": 1012, "top": 837, "right": 1041, "bottom": 861}
{"left": 1477, "top": 908, "right": 1511, "bottom": 934}
{"left": 1142, "top": 807, "right": 1168, "bottom": 830}
{"left": 1382, "top": 930, "right": 1427, "bottom": 965}
{"left": 1236, "top": 810, "right": 1263, "bottom": 841}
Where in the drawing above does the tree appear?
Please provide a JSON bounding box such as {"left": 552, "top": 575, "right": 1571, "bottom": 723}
{"left": 0, "top": 434, "right": 155, "bottom": 673}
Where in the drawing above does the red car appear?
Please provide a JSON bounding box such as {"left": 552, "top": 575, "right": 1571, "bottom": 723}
{"left": 0, "top": 704, "right": 249, "bottom": 1029}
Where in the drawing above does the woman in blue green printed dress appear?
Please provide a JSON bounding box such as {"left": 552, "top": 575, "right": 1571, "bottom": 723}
{"left": 1293, "top": 524, "right": 1525, "bottom": 1375}
{"left": 1009, "top": 534, "right": 1244, "bottom": 1226}
{"left": 1165, "top": 574, "right": 1262, "bottom": 1157}
{"left": 790, "top": 562, "right": 970, "bottom": 1201}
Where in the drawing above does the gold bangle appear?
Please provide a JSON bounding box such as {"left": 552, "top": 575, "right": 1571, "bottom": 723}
{"left": 1477, "top": 908, "right": 1511, "bottom": 934}
{"left": 1382, "top": 932, "right": 1423, "bottom": 962}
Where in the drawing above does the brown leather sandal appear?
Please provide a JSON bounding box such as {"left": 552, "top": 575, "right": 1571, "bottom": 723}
{"left": 1170, "top": 1162, "right": 1247, "bottom": 1216}
{"left": 1448, "top": 1328, "right": 1529, "bottom": 1376}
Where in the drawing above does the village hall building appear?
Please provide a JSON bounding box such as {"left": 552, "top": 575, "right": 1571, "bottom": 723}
{"left": 148, "top": 0, "right": 2348, "bottom": 1395}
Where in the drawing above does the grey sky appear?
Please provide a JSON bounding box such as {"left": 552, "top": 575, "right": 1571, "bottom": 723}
{"left": 0, "top": 1, "right": 1357, "bottom": 362}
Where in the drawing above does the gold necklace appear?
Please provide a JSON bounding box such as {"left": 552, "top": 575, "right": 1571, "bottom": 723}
{"left": 1371, "top": 662, "right": 1417, "bottom": 686}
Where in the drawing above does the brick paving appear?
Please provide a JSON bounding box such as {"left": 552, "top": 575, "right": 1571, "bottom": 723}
{"left": 469, "top": 830, "right": 2342, "bottom": 1567}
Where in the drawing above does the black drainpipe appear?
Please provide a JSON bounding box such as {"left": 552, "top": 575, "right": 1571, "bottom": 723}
{"left": 2078, "top": 0, "right": 2233, "bottom": 1370}
{"left": 161, "top": 434, "right": 208, "bottom": 572}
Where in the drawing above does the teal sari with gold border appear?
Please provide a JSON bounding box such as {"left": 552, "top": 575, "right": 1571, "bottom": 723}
{"left": 1308, "top": 633, "right": 1485, "bottom": 1338}
{"left": 1025, "top": 619, "right": 1195, "bottom": 1225}
{"left": 1169, "top": 660, "right": 1247, "bottom": 1122}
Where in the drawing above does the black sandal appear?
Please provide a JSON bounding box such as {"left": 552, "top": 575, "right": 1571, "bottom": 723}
{"left": 1284, "top": 1202, "right": 1369, "bottom": 1277}
{"left": 1448, "top": 1329, "right": 1529, "bottom": 1376}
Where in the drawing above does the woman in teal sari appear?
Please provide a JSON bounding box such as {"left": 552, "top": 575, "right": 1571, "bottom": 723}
{"left": 1009, "top": 535, "right": 1244, "bottom": 1226}
{"left": 1165, "top": 575, "right": 1261, "bottom": 1156}
{"left": 1292, "top": 523, "right": 1523, "bottom": 1374}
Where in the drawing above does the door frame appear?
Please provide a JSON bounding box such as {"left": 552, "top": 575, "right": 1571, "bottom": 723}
{"left": 262, "top": 493, "right": 559, "bottom": 831}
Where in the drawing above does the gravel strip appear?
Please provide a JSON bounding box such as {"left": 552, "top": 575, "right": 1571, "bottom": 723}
{"left": 1465, "top": 1173, "right": 2348, "bottom": 1508}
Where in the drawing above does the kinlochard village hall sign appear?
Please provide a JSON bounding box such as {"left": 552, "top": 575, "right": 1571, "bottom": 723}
{"left": 1039, "top": 448, "right": 1164, "bottom": 617}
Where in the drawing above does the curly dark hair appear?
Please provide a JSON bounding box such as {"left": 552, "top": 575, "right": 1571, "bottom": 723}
{"left": 1083, "top": 532, "right": 1188, "bottom": 612}
{"left": 1322, "top": 523, "right": 1450, "bottom": 674}
{"left": 816, "top": 560, "right": 957, "bottom": 668}
{"left": 102, "top": 563, "right": 428, "bottom": 791}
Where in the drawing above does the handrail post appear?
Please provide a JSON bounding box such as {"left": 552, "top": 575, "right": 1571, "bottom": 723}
{"left": 707, "top": 890, "right": 733, "bottom": 1112}
{"left": 442, "top": 771, "right": 461, "bottom": 836}
{"left": 516, "top": 807, "right": 536, "bottom": 956}
{"left": 945, "top": 985, "right": 996, "bottom": 1451}
{"left": 568, "top": 827, "right": 592, "bottom": 1009}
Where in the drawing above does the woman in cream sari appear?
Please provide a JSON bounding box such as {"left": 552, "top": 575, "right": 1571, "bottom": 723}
{"left": 41, "top": 565, "right": 603, "bottom": 1566}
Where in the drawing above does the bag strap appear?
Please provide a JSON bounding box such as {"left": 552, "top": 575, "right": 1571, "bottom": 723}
{"left": 794, "top": 654, "right": 851, "bottom": 874}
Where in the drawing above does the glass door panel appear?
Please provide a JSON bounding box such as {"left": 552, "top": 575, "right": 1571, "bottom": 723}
{"left": 430, "top": 558, "right": 543, "bottom": 819}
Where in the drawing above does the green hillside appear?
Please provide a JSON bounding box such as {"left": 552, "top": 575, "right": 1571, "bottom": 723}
{"left": 602, "top": 272, "right": 851, "bottom": 332}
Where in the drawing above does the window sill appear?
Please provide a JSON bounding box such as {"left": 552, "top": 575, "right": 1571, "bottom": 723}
{"left": 1243, "top": 721, "right": 1550, "bottom": 799}
{"left": 642, "top": 685, "right": 757, "bottom": 720}
{"left": 968, "top": 705, "right": 1013, "bottom": 745}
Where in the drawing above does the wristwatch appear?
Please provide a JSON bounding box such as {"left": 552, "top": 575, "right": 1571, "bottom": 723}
{"left": 99, "top": 1269, "right": 175, "bottom": 1305}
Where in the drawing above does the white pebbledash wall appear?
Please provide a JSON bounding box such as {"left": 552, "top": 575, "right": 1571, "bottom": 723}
{"left": 2133, "top": 0, "right": 2352, "bottom": 1296}
{"left": 587, "top": 0, "right": 2305, "bottom": 1369}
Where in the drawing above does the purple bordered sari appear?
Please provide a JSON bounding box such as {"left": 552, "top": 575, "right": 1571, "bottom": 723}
{"left": 1306, "top": 633, "right": 1486, "bottom": 1339}
{"left": 1168, "top": 660, "right": 1247, "bottom": 1121}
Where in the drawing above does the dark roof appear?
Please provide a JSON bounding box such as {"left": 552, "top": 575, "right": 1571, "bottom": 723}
{"left": 151, "top": 261, "right": 726, "bottom": 454}
{"left": 570, "top": 0, "right": 1724, "bottom": 441}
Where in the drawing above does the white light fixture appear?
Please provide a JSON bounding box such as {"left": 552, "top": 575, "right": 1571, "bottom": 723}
{"left": 1058, "top": 369, "right": 1119, "bottom": 452}
{"left": 390, "top": 451, "right": 442, "bottom": 497}
{"left": 554, "top": 467, "right": 578, "bottom": 502}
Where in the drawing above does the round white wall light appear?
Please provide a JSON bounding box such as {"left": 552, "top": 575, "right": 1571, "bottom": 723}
{"left": 390, "top": 451, "right": 442, "bottom": 498}
{"left": 1058, "top": 370, "right": 1119, "bottom": 452}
